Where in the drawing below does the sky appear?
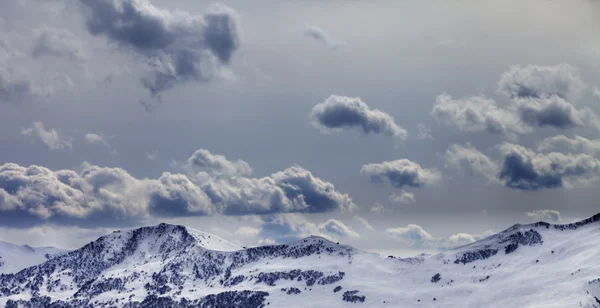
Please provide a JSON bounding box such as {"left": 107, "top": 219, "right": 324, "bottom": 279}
{"left": 1, "top": 0, "right": 600, "bottom": 257}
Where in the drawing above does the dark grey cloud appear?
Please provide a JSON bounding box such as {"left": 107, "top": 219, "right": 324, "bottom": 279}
{"left": 514, "top": 95, "right": 586, "bottom": 130}
{"left": 0, "top": 148, "right": 355, "bottom": 227}
{"left": 311, "top": 95, "right": 408, "bottom": 139}
{"left": 31, "top": 26, "right": 86, "bottom": 62}
{"left": 498, "top": 142, "right": 600, "bottom": 190}
{"left": 445, "top": 143, "right": 600, "bottom": 190}
{"left": 303, "top": 26, "right": 345, "bottom": 49}
{"left": 0, "top": 68, "right": 34, "bottom": 104}
{"left": 79, "top": 0, "right": 241, "bottom": 97}
{"left": 361, "top": 159, "right": 440, "bottom": 188}
{"left": 431, "top": 93, "right": 527, "bottom": 139}
{"left": 498, "top": 64, "right": 584, "bottom": 99}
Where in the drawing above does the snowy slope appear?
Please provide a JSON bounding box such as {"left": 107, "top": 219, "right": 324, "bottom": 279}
{"left": 0, "top": 241, "right": 65, "bottom": 274}
{"left": 1, "top": 215, "right": 599, "bottom": 307}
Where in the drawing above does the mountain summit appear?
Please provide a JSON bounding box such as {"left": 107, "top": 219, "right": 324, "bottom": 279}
{"left": 1, "top": 214, "right": 599, "bottom": 307}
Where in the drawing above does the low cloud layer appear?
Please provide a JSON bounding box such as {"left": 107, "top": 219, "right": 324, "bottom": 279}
{"left": 386, "top": 224, "right": 492, "bottom": 250}
{"left": 525, "top": 209, "right": 561, "bottom": 222}
{"left": 537, "top": 135, "right": 600, "bottom": 154}
{"left": 361, "top": 159, "right": 441, "bottom": 188}
{"left": 254, "top": 214, "right": 359, "bottom": 244}
{"left": 79, "top": 0, "right": 241, "bottom": 97}
{"left": 0, "top": 148, "right": 356, "bottom": 227}
{"left": 311, "top": 95, "right": 408, "bottom": 139}
{"left": 20, "top": 122, "right": 72, "bottom": 150}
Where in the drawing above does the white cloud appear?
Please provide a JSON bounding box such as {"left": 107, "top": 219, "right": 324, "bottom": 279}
{"left": 361, "top": 159, "right": 441, "bottom": 188}
{"left": 445, "top": 144, "right": 499, "bottom": 182}
{"left": 537, "top": 135, "right": 600, "bottom": 154}
{"left": 84, "top": 133, "right": 108, "bottom": 146}
{"left": 388, "top": 190, "right": 416, "bottom": 204}
{"left": 353, "top": 215, "right": 374, "bottom": 231}
{"left": 526, "top": 209, "right": 561, "bottom": 222}
{"left": 20, "top": 121, "right": 72, "bottom": 150}
{"left": 386, "top": 224, "right": 491, "bottom": 250}
{"left": 303, "top": 25, "right": 346, "bottom": 49}
{"left": 432, "top": 93, "right": 527, "bottom": 139}
{"left": 498, "top": 64, "right": 585, "bottom": 100}
{"left": 0, "top": 148, "right": 356, "bottom": 225}
{"left": 146, "top": 150, "right": 158, "bottom": 161}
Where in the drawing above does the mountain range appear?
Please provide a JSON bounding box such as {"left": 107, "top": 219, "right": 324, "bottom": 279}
{"left": 0, "top": 213, "right": 599, "bottom": 307}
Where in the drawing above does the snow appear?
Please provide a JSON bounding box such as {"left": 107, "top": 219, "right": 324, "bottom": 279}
{"left": 0, "top": 240, "right": 65, "bottom": 274}
{"left": 0, "top": 215, "right": 599, "bottom": 307}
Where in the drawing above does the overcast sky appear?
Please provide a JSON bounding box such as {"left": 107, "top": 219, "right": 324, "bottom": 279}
{"left": 1, "top": 0, "right": 600, "bottom": 257}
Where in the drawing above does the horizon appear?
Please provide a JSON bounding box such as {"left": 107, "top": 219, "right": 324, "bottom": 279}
{"left": 3, "top": 211, "right": 599, "bottom": 259}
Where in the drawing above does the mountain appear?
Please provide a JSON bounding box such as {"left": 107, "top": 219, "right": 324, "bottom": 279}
{"left": 0, "top": 241, "right": 65, "bottom": 275}
{"left": 1, "top": 214, "right": 599, "bottom": 307}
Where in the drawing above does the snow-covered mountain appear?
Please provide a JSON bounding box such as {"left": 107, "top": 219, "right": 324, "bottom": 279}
{"left": 1, "top": 214, "right": 599, "bottom": 307}
{"left": 0, "top": 241, "right": 65, "bottom": 275}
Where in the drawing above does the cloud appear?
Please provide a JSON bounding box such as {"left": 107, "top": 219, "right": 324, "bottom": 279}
{"left": 431, "top": 93, "right": 527, "bottom": 138}
{"left": 385, "top": 224, "right": 437, "bottom": 249}
{"left": 445, "top": 142, "right": 600, "bottom": 190}
{"left": 386, "top": 224, "right": 491, "bottom": 250}
{"left": 320, "top": 219, "right": 359, "bottom": 238}
{"left": 303, "top": 25, "right": 345, "bottom": 49}
{"left": 525, "top": 209, "right": 561, "bottom": 222}
{"left": 146, "top": 150, "right": 158, "bottom": 161}
{"left": 0, "top": 148, "right": 356, "bottom": 227}
{"left": 257, "top": 214, "right": 359, "bottom": 244}
{"left": 234, "top": 226, "right": 260, "bottom": 238}
{"left": 416, "top": 123, "right": 433, "bottom": 140}
{"left": 361, "top": 159, "right": 441, "bottom": 189}
{"left": 498, "top": 64, "right": 584, "bottom": 100}
{"left": 79, "top": 0, "right": 241, "bottom": 97}
{"left": 445, "top": 144, "right": 499, "bottom": 181}
{"left": 370, "top": 202, "right": 388, "bottom": 215}
{"left": 537, "top": 135, "right": 600, "bottom": 154}
{"left": 187, "top": 148, "right": 252, "bottom": 177}
{"left": 388, "top": 190, "right": 416, "bottom": 204}
{"left": 20, "top": 122, "right": 72, "bottom": 150}
{"left": 84, "top": 133, "right": 108, "bottom": 146}
{"left": 310, "top": 95, "right": 408, "bottom": 139}
{"left": 31, "top": 26, "right": 86, "bottom": 63}
{"left": 513, "top": 95, "right": 588, "bottom": 130}
{"left": 498, "top": 142, "right": 600, "bottom": 190}
{"left": 0, "top": 67, "right": 35, "bottom": 104}
{"left": 353, "top": 215, "right": 374, "bottom": 231}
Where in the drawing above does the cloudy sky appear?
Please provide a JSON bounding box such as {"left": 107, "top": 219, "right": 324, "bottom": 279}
{"left": 1, "top": 0, "right": 600, "bottom": 257}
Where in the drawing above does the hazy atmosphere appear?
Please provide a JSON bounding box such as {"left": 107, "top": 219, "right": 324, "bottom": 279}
{"left": 2, "top": 0, "right": 600, "bottom": 257}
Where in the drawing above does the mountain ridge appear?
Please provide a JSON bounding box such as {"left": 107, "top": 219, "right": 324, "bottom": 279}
{"left": 1, "top": 213, "right": 599, "bottom": 307}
